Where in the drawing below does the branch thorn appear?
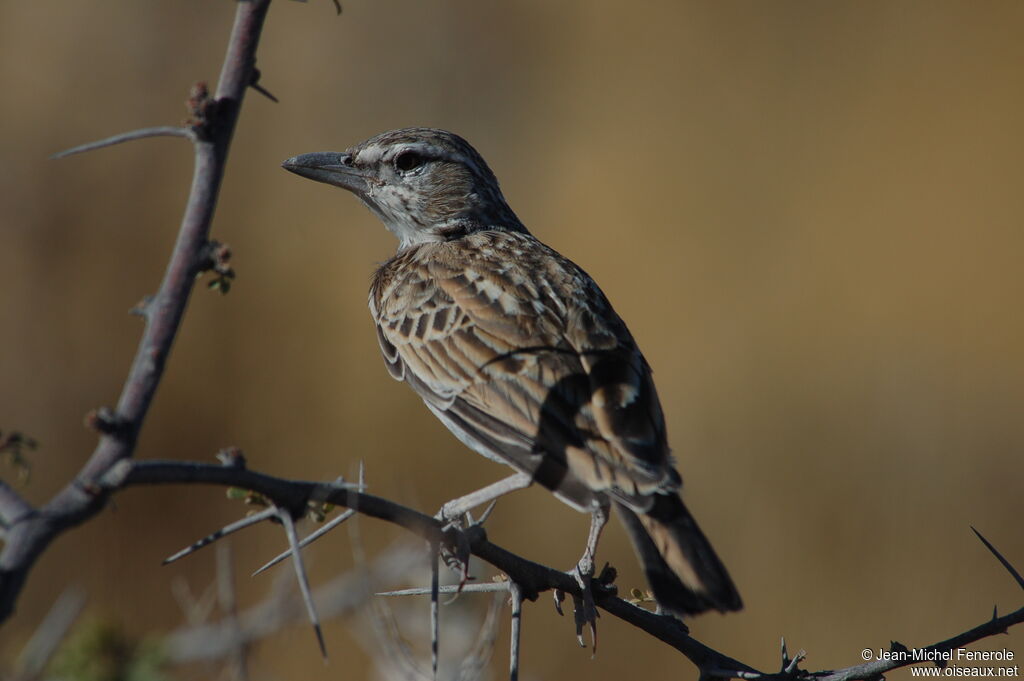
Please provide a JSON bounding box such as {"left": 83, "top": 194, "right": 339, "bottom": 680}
{"left": 275, "top": 506, "right": 327, "bottom": 659}
{"left": 51, "top": 126, "right": 193, "bottom": 159}
{"left": 163, "top": 506, "right": 276, "bottom": 565}
{"left": 972, "top": 526, "right": 1024, "bottom": 591}
{"left": 249, "top": 67, "right": 279, "bottom": 103}
{"left": 476, "top": 498, "right": 499, "bottom": 526}
{"left": 129, "top": 294, "right": 155, "bottom": 318}
{"left": 430, "top": 540, "right": 440, "bottom": 680}
{"left": 375, "top": 582, "right": 509, "bottom": 597}
{"left": 252, "top": 508, "right": 356, "bottom": 576}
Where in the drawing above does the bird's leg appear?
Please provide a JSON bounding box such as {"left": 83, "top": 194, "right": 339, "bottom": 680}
{"left": 577, "top": 498, "right": 610, "bottom": 582}
{"left": 436, "top": 471, "right": 533, "bottom": 525}
{"left": 554, "top": 498, "right": 610, "bottom": 651}
{"left": 435, "top": 472, "right": 533, "bottom": 593}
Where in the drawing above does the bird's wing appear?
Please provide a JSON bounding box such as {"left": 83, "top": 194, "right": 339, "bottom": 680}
{"left": 370, "top": 231, "right": 675, "bottom": 510}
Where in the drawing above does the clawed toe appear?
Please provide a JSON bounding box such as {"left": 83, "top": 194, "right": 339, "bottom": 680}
{"left": 552, "top": 559, "right": 601, "bottom": 651}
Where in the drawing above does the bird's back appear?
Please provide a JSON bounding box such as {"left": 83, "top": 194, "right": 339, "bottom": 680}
{"left": 369, "top": 229, "right": 678, "bottom": 513}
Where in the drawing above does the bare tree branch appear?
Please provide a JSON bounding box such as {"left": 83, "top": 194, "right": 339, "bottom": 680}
{"left": 114, "top": 459, "right": 443, "bottom": 541}
{"left": 12, "top": 587, "right": 86, "bottom": 680}
{"left": 0, "top": 480, "right": 34, "bottom": 533}
{"left": 0, "top": 0, "right": 273, "bottom": 625}
{"left": 214, "top": 544, "right": 249, "bottom": 681}
{"left": 98, "top": 456, "right": 1024, "bottom": 680}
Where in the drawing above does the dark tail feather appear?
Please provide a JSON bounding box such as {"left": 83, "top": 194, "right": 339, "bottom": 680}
{"left": 615, "top": 494, "right": 742, "bottom": 616}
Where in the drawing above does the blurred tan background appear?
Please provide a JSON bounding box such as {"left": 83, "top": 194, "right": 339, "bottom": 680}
{"left": 2, "top": 1, "right": 1023, "bottom": 678}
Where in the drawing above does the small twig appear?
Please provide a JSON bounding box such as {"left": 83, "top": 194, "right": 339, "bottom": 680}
{"left": 784, "top": 649, "right": 806, "bottom": 675}
{"left": 171, "top": 575, "right": 217, "bottom": 628}
{"left": 215, "top": 544, "right": 249, "bottom": 681}
{"left": 14, "top": 587, "right": 87, "bottom": 677}
{"left": 0, "top": 430, "right": 37, "bottom": 486}
{"left": 51, "top": 126, "right": 194, "bottom": 159}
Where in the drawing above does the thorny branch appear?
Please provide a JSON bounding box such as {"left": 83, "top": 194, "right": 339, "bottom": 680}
{"left": 164, "top": 542, "right": 425, "bottom": 667}
{"left": 106, "top": 458, "right": 1024, "bottom": 679}
{"left": 0, "top": 0, "right": 272, "bottom": 624}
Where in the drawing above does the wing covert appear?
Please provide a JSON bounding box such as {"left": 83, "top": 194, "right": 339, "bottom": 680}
{"left": 369, "top": 231, "right": 675, "bottom": 508}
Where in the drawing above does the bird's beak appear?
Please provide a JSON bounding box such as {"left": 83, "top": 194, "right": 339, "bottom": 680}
{"left": 281, "top": 152, "right": 369, "bottom": 195}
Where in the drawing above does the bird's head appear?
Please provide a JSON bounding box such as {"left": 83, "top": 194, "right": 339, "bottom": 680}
{"left": 283, "top": 128, "right": 526, "bottom": 249}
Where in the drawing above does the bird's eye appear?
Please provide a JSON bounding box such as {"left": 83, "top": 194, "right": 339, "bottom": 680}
{"left": 394, "top": 151, "right": 426, "bottom": 173}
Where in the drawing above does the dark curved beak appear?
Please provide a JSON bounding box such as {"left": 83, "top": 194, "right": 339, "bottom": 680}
{"left": 281, "top": 152, "right": 369, "bottom": 195}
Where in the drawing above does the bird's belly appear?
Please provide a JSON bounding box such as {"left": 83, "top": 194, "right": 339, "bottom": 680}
{"left": 422, "top": 399, "right": 602, "bottom": 513}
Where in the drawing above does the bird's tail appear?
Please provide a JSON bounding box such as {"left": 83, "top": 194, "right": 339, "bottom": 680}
{"left": 616, "top": 494, "right": 742, "bottom": 616}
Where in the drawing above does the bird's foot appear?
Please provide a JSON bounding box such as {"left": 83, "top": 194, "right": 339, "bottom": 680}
{"left": 437, "top": 523, "right": 473, "bottom": 599}
{"left": 553, "top": 559, "right": 616, "bottom": 653}
{"left": 433, "top": 499, "right": 500, "bottom": 602}
{"left": 433, "top": 504, "right": 495, "bottom": 601}
{"left": 435, "top": 499, "right": 465, "bottom": 527}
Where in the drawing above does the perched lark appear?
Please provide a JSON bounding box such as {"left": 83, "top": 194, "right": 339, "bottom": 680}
{"left": 282, "top": 128, "right": 742, "bottom": 616}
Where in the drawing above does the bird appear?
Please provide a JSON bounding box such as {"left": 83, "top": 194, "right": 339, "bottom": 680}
{"left": 282, "top": 128, "right": 742, "bottom": 617}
